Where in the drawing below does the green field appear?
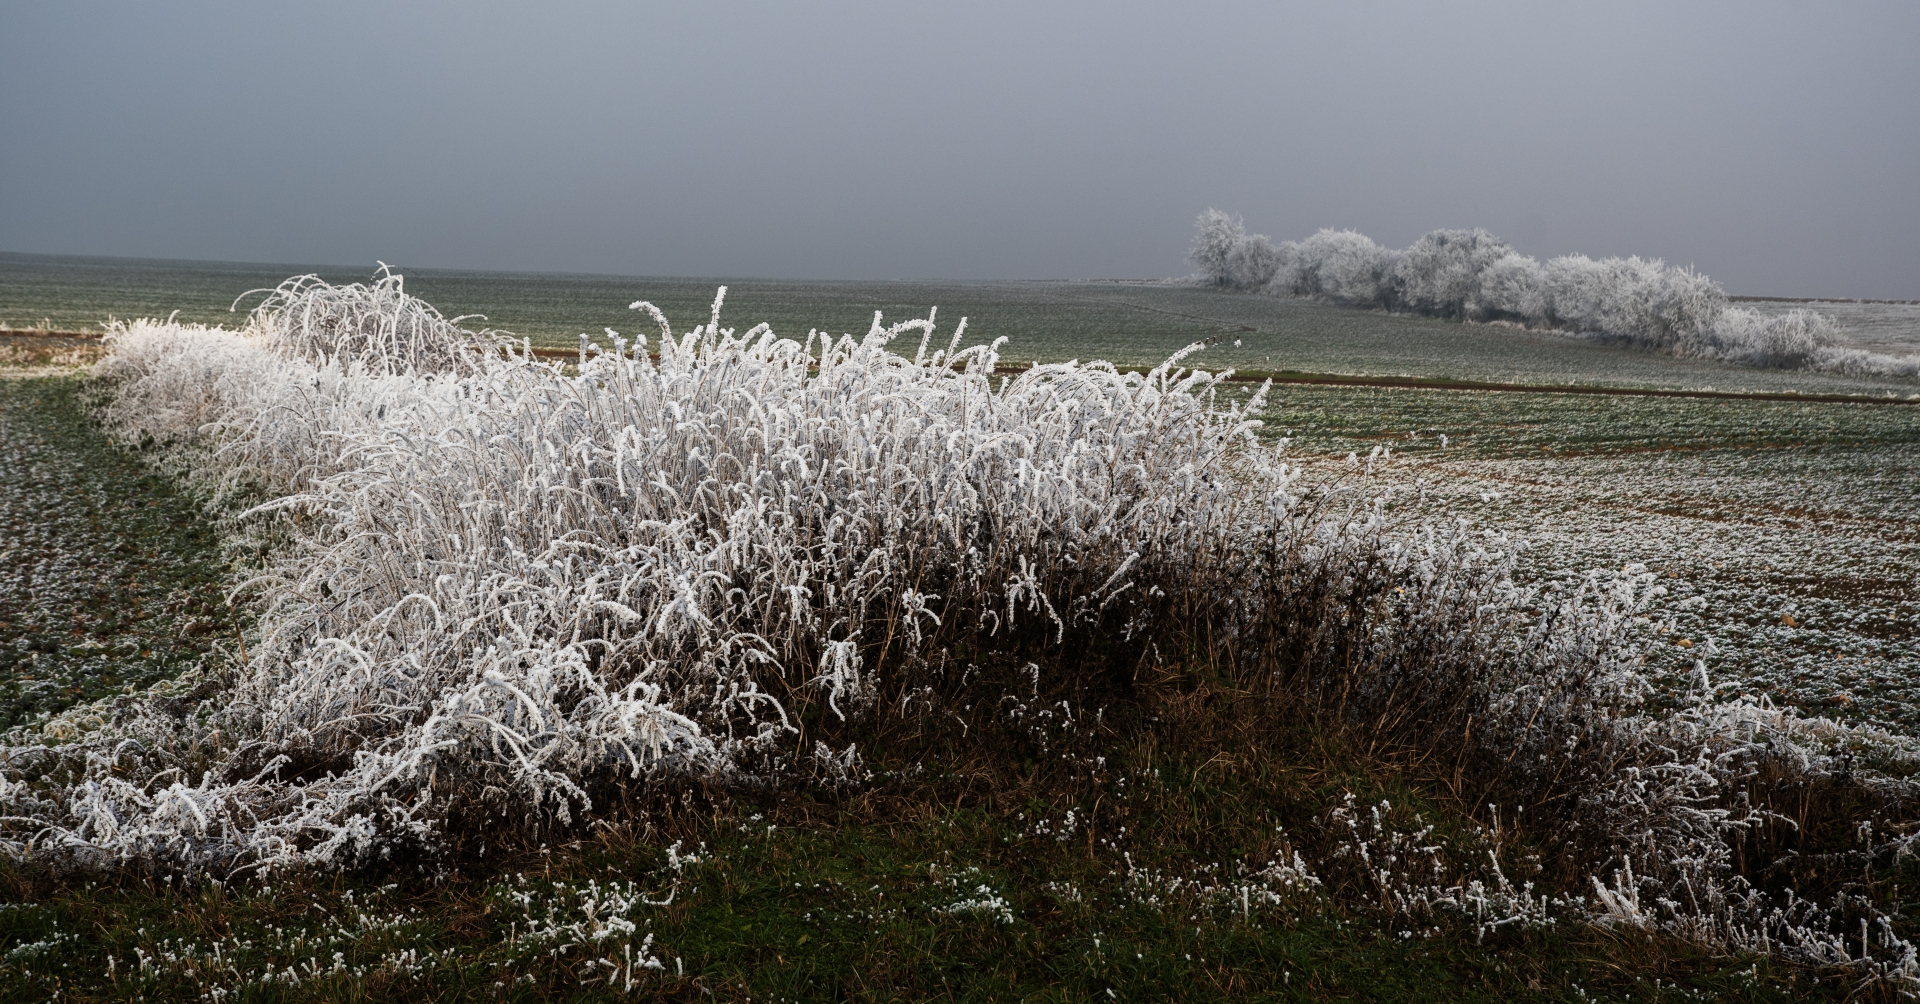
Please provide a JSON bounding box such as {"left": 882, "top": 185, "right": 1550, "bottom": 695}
{"left": 7, "top": 252, "right": 1918, "bottom": 396}
{"left": 1264, "top": 384, "right": 1920, "bottom": 731}
{"left": 2, "top": 256, "right": 1917, "bottom": 1000}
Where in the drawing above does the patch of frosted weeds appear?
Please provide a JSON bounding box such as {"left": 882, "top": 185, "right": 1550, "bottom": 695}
{"left": 493, "top": 867, "right": 677, "bottom": 990}
{"left": 95, "top": 883, "right": 463, "bottom": 1000}
{"left": 1322, "top": 795, "right": 1562, "bottom": 943}
{"left": 6, "top": 289, "right": 1295, "bottom": 874}
{"left": 930, "top": 867, "right": 1017, "bottom": 925}
{"left": 41, "top": 860, "right": 690, "bottom": 999}
{"left": 1043, "top": 879, "right": 1085, "bottom": 904}
{"left": 237, "top": 265, "right": 505, "bottom": 377}
{"left": 1115, "top": 849, "right": 1323, "bottom": 922}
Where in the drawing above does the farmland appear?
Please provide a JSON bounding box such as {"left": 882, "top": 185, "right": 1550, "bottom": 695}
{"left": 1, "top": 256, "right": 1918, "bottom": 1001}
{"left": 1264, "top": 385, "right": 1920, "bottom": 731}
{"left": 9, "top": 251, "right": 1920, "bottom": 396}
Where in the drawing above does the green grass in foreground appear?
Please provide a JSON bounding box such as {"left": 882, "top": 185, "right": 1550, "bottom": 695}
{"left": 0, "top": 746, "right": 1849, "bottom": 1003}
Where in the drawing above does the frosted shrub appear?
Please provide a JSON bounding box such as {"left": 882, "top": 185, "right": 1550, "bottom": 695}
{"left": 7, "top": 282, "right": 1332, "bottom": 872}
{"left": 1708, "top": 306, "right": 1839, "bottom": 369}
{"left": 1390, "top": 229, "right": 1514, "bottom": 320}
{"left": 1189, "top": 209, "right": 1281, "bottom": 291}
{"left": 1537, "top": 254, "right": 1724, "bottom": 354}
{"left": 1478, "top": 253, "right": 1547, "bottom": 324}
{"left": 1276, "top": 228, "right": 1403, "bottom": 308}
{"left": 238, "top": 265, "right": 502, "bottom": 376}
{"left": 1225, "top": 236, "right": 1283, "bottom": 293}
{"left": 1805, "top": 343, "right": 1920, "bottom": 379}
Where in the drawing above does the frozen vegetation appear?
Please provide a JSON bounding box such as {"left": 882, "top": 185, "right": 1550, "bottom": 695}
{"left": 1190, "top": 209, "right": 1920, "bottom": 379}
{"left": 3, "top": 272, "right": 1920, "bottom": 989}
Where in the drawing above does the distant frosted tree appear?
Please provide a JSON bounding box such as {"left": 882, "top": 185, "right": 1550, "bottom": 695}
{"left": 1189, "top": 210, "right": 1280, "bottom": 290}
{"left": 1190, "top": 209, "right": 1242, "bottom": 285}
{"left": 1392, "top": 229, "right": 1515, "bottom": 320}
{"left": 1285, "top": 229, "right": 1401, "bottom": 308}
{"left": 1640, "top": 263, "right": 1725, "bottom": 354}
{"left": 1479, "top": 253, "right": 1547, "bottom": 324}
{"left": 1224, "top": 233, "right": 1281, "bottom": 291}
{"left": 1545, "top": 255, "right": 1648, "bottom": 340}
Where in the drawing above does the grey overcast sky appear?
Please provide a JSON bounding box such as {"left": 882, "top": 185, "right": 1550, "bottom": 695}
{"left": 2, "top": 2, "right": 1916, "bottom": 297}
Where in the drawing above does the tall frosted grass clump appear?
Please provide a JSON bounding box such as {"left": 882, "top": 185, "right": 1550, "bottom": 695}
{"left": 13, "top": 281, "right": 1317, "bottom": 871}
{"left": 5, "top": 274, "right": 1918, "bottom": 985}
{"left": 238, "top": 264, "right": 503, "bottom": 375}
{"left": 1191, "top": 212, "right": 1920, "bottom": 379}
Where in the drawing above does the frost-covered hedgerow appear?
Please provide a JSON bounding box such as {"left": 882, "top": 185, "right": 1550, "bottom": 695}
{"left": 5, "top": 275, "right": 1919, "bottom": 983}
{"left": 1189, "top": 212, "right": 1920, "bottom": 379}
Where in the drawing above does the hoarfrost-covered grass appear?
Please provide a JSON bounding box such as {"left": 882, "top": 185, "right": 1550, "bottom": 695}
{"left": 237, "top": 265, "right": 505, "bottom": 376}
{"left": 12, "top": 281, "right": 1324, "bottom": 873}
{"left": 6, "top": 274, "right": 1920, "bottom": 994}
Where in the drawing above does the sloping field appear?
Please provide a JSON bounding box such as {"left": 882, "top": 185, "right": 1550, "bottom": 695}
{"left": 6, "top": 252, "right": 1917, "bottom": 396}
{"left": 1264, "top": 384, "right": 1920, "bottom": 731}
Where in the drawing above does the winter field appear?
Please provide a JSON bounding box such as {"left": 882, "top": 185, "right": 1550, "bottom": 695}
{"left": 9, "top": 251, "right": 1920, "bottom": 395}
{"left": 1, "top": 256, "right": 1918, "bottom": 1001}
{"left": 1271, "top": 388, "right": 1920, "bottom": 732}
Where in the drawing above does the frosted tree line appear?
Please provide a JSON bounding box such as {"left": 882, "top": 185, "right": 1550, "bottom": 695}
{"left": 1189, "top": 209, "right": 1919, "bottom": 378}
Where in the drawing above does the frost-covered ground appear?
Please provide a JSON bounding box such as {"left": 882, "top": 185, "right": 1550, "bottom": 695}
{"left": 1265, "top": 384, "right": 1920, "bottom": 730}
{"left": 0, "top": 376, "right": 242, "bottom": 734}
